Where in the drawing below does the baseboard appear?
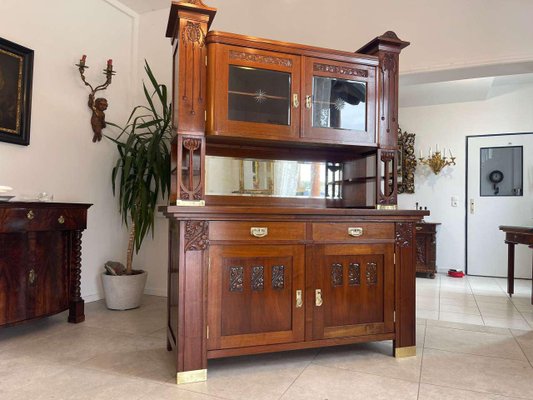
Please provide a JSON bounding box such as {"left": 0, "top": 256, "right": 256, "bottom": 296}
{"left": 144, "top": 287, "right": 167, "bottom": 297}
{"left": 84, "top": 293, "right": 103, "bottom": 303}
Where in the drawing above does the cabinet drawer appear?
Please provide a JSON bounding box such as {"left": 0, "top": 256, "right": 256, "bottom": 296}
{"left": 0, "top": 207, "right": 87, "bottom": 232}
{"left": 312, "top": 222, "right": 394, "bottom": 241}
{"left": 415, "top": 223, "right": 437, "bottom": 234}
{"left": 209, "top": 221, "right": 306, "bottom": 242}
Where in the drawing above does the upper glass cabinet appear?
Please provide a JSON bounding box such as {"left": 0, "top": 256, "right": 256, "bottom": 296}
{"left": 228, "top": 66, "right": 291, "bottom": 126}
{"left": 207, "top": 41, "right": 376, "bottom": 145}
{"left": 207, "top": 44, "right": 301, "bottom": 140}
{"left": 302, "top": 58, "right": 376, "bottom": 145}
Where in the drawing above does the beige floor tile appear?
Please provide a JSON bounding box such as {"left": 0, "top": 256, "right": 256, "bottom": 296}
{"left": 180, "top": 350, "right": 317, "bottom": 400}
{"left": 139, "top": 386, "right": 225, "bottom": 400}
{"left": 424, "top": 325, "right": 526, "bottom": 360}
{"left": 6, "top": 366, "right": 163, "bottom": 400}
{"left": 280, "top": 364, "right": 419, "bottom": 400}
{"left": 439, "top": 296, "right": 478, "bottom": 307}
{"left": 417, "top": 295, "right": 440, "bottom": 311}
{"left": 82, "top": 301, "right": 166, "bottom": 336}
{"left": 417, "top": 309, "right": 439, "bottom": 320}
{"left": 419, "top": 383, "right": 516, "bottom": 400}
{"left": 80, "top": 335, "right": 174, "bottom": 383}
{"left": 421, "top": 348, "right": 533, "bottom": 398}
{"left": 439, "top": 303, "right": 480, "bottom": 315}
{"left": 312, "top": 338, "right": 423, "bottom": 382}
{"left": 439, "top": 311, "right": 484, "bottom": 325}
{"left": 483, "top": 316, "right": 532, "bottom": 330}
{"left": 426, "top": 319, "right": 512, "bottom": 336}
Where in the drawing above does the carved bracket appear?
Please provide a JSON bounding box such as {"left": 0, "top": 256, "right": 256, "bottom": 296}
{"left": 395, "top": 222, "right": 414, "bottom": 248}
{"left": 398, "top": 127, "right": 416, "bottom": 194}
{"left": 178, "top": 136, "right": 205, "bottom": 202}
{"left": 184, "top": 220, "right": 209, "bottom": 251}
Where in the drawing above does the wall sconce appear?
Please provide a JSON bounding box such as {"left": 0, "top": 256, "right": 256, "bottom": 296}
{"left": 418, "top": 145, "right": 456, "bottom": 175}
{"left": 76, "top": 55, "right": 116, "bottom": 143}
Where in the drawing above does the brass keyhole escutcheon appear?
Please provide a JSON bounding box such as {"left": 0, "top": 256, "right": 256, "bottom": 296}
{"left": 315, "top": 289, "right": 323, "bottom": 307}
{"left": 28, "top": 269, "right": 36, "bottom": 284}
{"left": 27, "top": 210, "right": 35, "bottom": 220}
{"left": 305, "top": 95, "right": 312, "bottom": 109}
{"left": 295, "top": 290, "right": 303, "bottom": 308}
{"left": 58, "top": 215, "right": 65, "bottom": 224}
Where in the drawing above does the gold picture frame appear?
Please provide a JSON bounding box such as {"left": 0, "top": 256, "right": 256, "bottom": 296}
{"left": 0, "top": 37, "right": 33, "bottom": 146}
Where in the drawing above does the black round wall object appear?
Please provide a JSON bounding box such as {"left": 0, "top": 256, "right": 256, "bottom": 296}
{"left": 488, "top": 170, "right": 504, "bottom": 184}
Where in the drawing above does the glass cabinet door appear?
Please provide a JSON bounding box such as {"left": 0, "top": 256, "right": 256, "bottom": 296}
{"left": 302, "top": 58, "right": 376, "bottom": 145}
{"left": 208, "top": 44, "right": 300, "bottom": 140}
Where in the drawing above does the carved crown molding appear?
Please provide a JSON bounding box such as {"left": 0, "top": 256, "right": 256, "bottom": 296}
{"left": 184, "top": 221, "right": 209, "bottom": 251}
{"left": 314, "top": 63, "right": 368, "bottom": 78}
{"left": 229, "top": 50, "right": 292, "bottom": 67}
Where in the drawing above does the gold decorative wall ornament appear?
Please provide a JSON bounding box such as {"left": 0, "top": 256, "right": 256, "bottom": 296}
{"left": 398, "top": 127, "right": 416, "bottom": 194}
{"left": 418, "top": 145, "right": 456, "bottom": 175}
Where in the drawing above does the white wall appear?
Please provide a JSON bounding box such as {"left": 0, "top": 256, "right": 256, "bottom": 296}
{"left": 0, "top": 0, "right": 139, "bottom": 301}
{"left": 398, "top": 82, "right": 533, "bottom": 272}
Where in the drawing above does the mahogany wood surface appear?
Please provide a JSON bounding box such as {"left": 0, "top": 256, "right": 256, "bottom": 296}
{"left": 499, "top": 225, "right": 533, "bottom": 304}
{"left": 0, "top": 202, "right": 90, "bottom": 327}
{"left": 415, "top": 222, "right": 440, "bottom": 278}
{"left": 165, "top": 0, "right": 418, "bottom": 380}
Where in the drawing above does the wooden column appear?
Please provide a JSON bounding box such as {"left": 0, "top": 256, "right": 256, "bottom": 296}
{"left": 68, "top": 230, "right": 85, "bottom": 323}
{"left": 166, "top": 0, "right": 216, "bottom": 384}
{"left": 166, "top": 1, "right": 216, "bottom": 205}
{"left": 358, "top": 32, "right": 409, "bottom": 209}
{"left": 393, "top": 222, "right": 416, "bottom": 357}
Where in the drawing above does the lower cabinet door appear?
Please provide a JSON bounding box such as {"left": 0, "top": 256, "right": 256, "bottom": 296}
{"left": 207, "top": 244, "right": 305, "bottom": 350}
{"left": 309, "top": 243, "right": 395, "bottom": 340}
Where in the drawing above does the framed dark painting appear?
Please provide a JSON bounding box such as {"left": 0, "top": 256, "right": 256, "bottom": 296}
{"left": 0, "top": 37, "right": 33, "bottom": 146}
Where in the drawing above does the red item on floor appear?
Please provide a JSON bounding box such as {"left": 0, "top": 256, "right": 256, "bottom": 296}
{"left": 447, "top": 269, "right": 464, "bottom": 278}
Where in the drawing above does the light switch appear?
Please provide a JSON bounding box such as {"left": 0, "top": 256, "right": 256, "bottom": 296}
{"left": 451, "top": 196, "right": 458, "bottom": 207}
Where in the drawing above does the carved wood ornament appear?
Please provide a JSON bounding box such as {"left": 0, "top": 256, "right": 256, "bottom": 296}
{"left": 314, "top": 63, "right": 368, "bottom": 78}
{"left": 229, "top": 50, "right": 292, "bottom": 67}
{"left": 184, "top": 220, "right": 209, "bottom": 251}
{"left": 395, "top": 222, "right": 414, "bottom": 248}
{"left": 398, "top": 128, "right": 417, "bottom": 194}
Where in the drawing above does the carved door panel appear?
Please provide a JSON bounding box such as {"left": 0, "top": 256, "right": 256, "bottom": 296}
{"left": 0, "top": 233, "right": 29, "bottom": 325}
{"left": 32, "top": 231, "right": 69, "bottom": 318}
{"left": 301, "top": 57, "right": 376, "bottom": 145}
{"left": 207, "top": 244, "right": 305, "bottom": 350}
{"left": 207, "top": 44, "right": 301, "bottom": 141}
{"left": 309, "top": 243, "right": 394, "bottom": 340}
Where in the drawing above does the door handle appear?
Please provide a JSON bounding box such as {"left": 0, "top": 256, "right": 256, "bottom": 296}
{"left": 305, "top": 95, "right": 312, "bottom": 109}
{"left": 292, "top": 94, "right": 299, "bottom": 108}
{"left": 315, "top": 289, "right": 323, "bottom": 307}
{"left": 469, "top": 199, "right": 475, "bottom": 214}
{"left": 28, "top": 269, "right": 36, "bottom": 285}
{"left": 295, "top": 290, "right": 303, "bottom": 308}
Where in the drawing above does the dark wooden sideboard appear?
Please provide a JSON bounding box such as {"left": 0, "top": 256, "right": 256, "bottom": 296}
{"left": 163, "top": 0, "right": 426, "bottom": 385}
{"left": 415, "top": 222, "right": 440, "bottom": 278}
{"left": 0, "top": 202, "right": 91, "bottom": 327}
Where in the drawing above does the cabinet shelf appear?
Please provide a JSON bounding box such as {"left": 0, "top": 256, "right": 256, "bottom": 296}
{"left": 228, "top": 90, "right": 288, "bottom": 101}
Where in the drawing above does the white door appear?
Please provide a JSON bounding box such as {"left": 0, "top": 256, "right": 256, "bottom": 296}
{"left": 466, "top": 133, "right": 533, "bottom": 278}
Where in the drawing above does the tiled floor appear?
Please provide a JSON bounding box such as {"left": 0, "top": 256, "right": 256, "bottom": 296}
{"left": 0, "top": 275, "right": 532, "bottom": 400}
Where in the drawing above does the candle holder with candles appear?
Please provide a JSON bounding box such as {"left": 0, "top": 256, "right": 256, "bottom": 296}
{"left": 418, "top": 146, "right": 456, "bottom": 175}
{"left": 76, "top": 55, "right": 116, "bottom": 142}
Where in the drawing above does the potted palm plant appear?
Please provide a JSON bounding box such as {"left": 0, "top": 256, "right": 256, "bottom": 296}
{"left": 102, "top": 61, "right": 172, "bottom": 310}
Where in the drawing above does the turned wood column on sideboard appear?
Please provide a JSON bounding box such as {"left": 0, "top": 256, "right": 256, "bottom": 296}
{"left": 162, "top": 0, "right": 427, "bottom": 385}
{"left": 0, "top": 202, "right": 91, "bottom": 327}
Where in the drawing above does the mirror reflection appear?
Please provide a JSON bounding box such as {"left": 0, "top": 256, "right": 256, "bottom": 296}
{"left": 206, "top": 156, "right": 326, "bottom": 198}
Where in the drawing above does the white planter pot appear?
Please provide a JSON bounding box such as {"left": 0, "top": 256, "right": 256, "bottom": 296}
{"left": 102, "top": 271, "right": 147, "bottom": 310}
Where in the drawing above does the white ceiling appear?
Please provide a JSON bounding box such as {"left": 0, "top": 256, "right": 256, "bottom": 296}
{"left": 115, "top": 0, "right": 170, "bottom": 14}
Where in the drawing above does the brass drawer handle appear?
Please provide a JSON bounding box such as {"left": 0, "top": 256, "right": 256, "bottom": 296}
{"left": 305, "top": 95, "right": 312, "bottom": 109}
{"left": 292, "top": 93, "right": 299, "bottom": 108}
{"left": 295, "top": 289, "right": 303, "bottom": 308}
{"left": 416, "top": 226, "right": 422, "bottom": 231}
{"left": 250, "top": 227, "right": 268, "bottom": 238}
{"left": 29, "top": 269, "right": 36, "bottom": 284}
{"left": 348, "top": 227, "right": 363, "bottom": 237}
{"left": 315, "top": 289, "right": 323, "bottom": 307}
{"left": 27, "top": 210, "right": 35, "bottom": 220}
{"left": 58, "top": 215, "right": 65, "bottom": 224}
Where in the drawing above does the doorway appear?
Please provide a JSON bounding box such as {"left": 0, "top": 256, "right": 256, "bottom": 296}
{"left": 466, "top": 133, "right": 532, "bottom": 278}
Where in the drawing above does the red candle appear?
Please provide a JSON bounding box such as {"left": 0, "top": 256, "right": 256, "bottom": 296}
{"left": 107, "top": 59, "right": 112, "bottom": 66}
{"left": 81, "top": 55, "right": 87, "bottom": 62}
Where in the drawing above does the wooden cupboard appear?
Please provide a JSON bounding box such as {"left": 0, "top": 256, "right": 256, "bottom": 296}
{"left": 163, "top": 0, "right": 426, "bottom": 385}
{"left": 0, "top": 202, "right": 90, "bottom": 327}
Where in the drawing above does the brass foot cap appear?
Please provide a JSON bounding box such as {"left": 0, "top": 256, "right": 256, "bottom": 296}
{"left": 177, "top": 369, "right": 207, "bottom": 384}
{"left": 394, "top": 346, "right": 416, "bottom": 358}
